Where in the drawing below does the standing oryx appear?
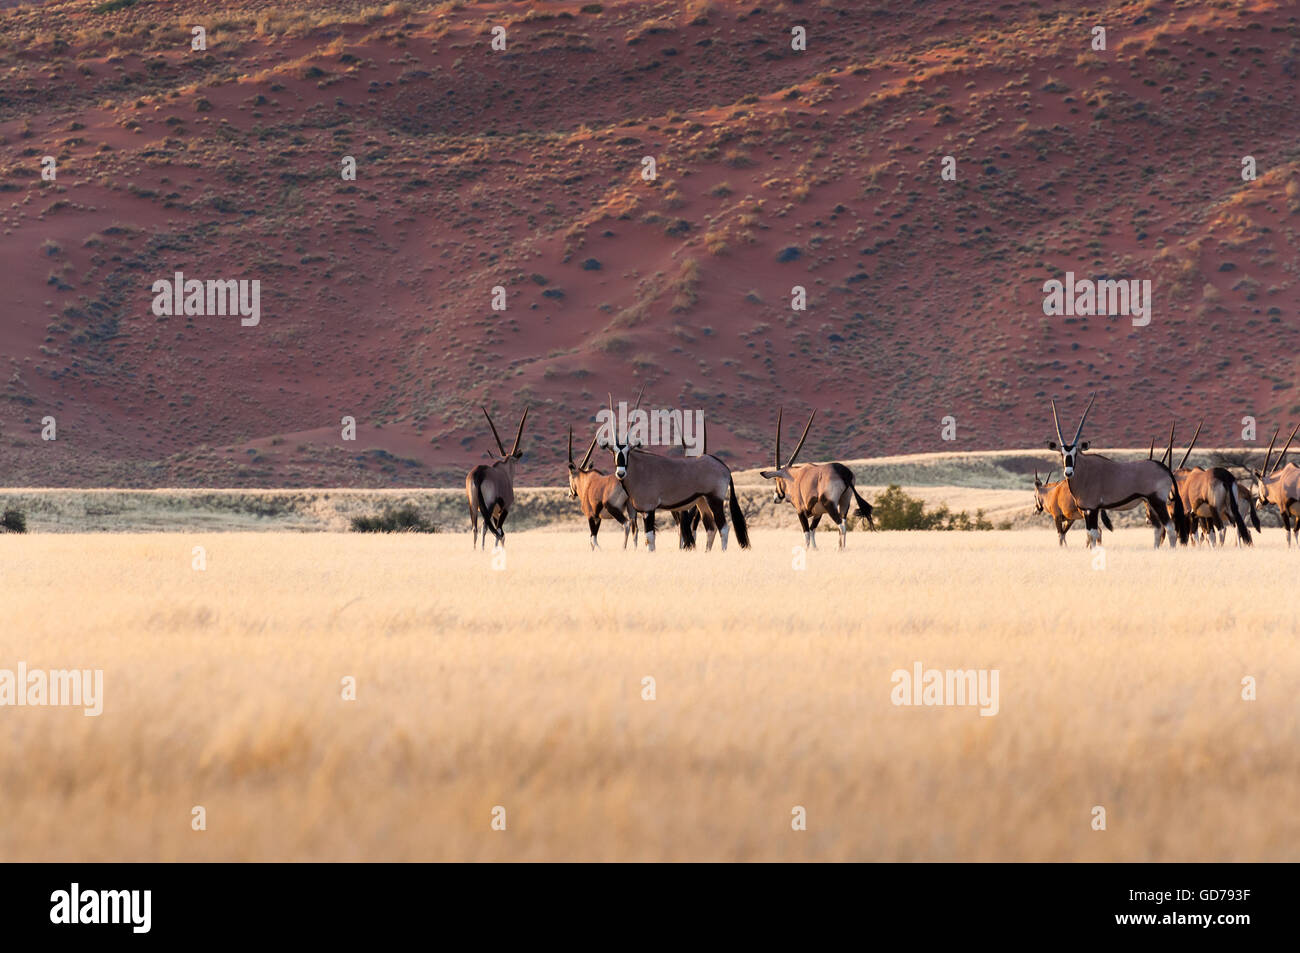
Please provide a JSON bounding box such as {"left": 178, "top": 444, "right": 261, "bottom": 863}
{"left": 759, "top": 408, "right": 874, "bottom": 550}
{"left": 1033, "top": 470, "right": 1112, "bottom": 546}
{"left": 567, "top": 427, "right": 637, "bottom": 550}
{"left": 465, "top": 405, "right": 528, "bottom": 549}
{"left": 598, "top": 397, "right": 750, "bottom": 552}
{"left": 1253, "top": 423, "right": 1300, "bottom": 546}
{"left": 1161, "top": 420, "right": 1252, "bottom": 547}
{"left": 1047, "top": 393, "right": 1186, "bottom": 548}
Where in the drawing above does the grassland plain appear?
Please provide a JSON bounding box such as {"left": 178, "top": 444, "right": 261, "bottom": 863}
{"left": 2, "top": 528, "right": 1297, "bottom": 861}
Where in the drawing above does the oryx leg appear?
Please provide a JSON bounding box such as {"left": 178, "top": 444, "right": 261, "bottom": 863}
{"left": 588, "top": 515, "right": 601, "bottom": 550}
{"left": 1056, "top": 515, "right": 1070, "bottom": 546}
{"left": 706, "top": 495, "right": 729, "bottom": 552}
{"left": 1149, "top": 497, "right": 1175, "bottom": 549}
{"left": 698, "top": 501, "right": 718, "bottom": 551}
{"left": 643, "top": 511, "right": 656, "bottom": 553}
{"left": 1083, "top": 509, "right": 1101, "bottom": 548}
{"left": 797, "top": 511, "right": 812, "bottom": 549}
{"left": 1282, "top": 511, "right": 1293, "bottom": 548}
{"left": 493, "top": 507, "right": 507, "bottom": 547}
{"left": 822, "top": 498, "right": 846, "bottom": 550}
{"left": 602, "top": 503, "right": 628, "bottom": 551}
{"left": 807, "top": 513, "right": 822, "bottom": 549}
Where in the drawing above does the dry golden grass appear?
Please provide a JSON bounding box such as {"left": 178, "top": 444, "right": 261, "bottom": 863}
{"left": 2, "top": 528, "right": 1297, "bottom": 861}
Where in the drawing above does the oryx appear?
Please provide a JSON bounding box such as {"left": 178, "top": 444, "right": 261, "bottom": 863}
{"left": 465, "top": 405, "right": 528, "bottom": 549}
{"left": 567, "top": 427, "right": 637, "bottom": 550}
{"left": 1253, "top": 423, "right": 1300, "bottom": 546}
{"left": 599, "top": 397, "right": 750, "bottom": 553}
{"left": 1162, "top": 419, "right": 1251, "bottom": 547}
{"left": 1033, "top": 469, "right": 1112, "bottom": 546}
{"left": 1047, "top": 393, "right": 1186, "bottom": 548}
{"left": 759, "top": 408, "right": 874, "bottom": 550}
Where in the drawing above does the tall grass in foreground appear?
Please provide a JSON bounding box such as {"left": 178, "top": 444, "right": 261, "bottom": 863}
{"left": 1, "top": 529, "right": 1297, "bottom": 861}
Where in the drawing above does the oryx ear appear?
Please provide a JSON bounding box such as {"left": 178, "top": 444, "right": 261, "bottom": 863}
{"left": 1047, "top": 440, "right": 1058, "bottom": 450}
{"left": 760, "top": 468, "right": 791, "bottom": 481}
{"left": 1079, "top": 441, "right": 1089, "bottom": 451}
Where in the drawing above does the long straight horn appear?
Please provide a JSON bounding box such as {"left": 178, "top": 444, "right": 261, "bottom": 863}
{"left": 1273, "top": 421, "right": 1300, "bottom": 473}
{"left": 786, "top": 409, "right": 816, "bottom": 467}
{"left": 1071, "top": 391, "right": 1096, "bottom": 446}
{"left": 1177, "top": 418, "right": 1203, "bottom": 470}
{"left": 1161, "top": 422, "right": 1175, "bottom": 468}
{"left": 1050, "top": 400, "right": 1065, "bottom": 446}
{"left": 568, "top": 426, "right": 574, "bottom": 465}
{"left": 580, "top": 431, "right": 598, "bottom": 470}
{"left": 1262, "top": 426, "right": 1279, "bottom": 475}
{"left": 632, "top": 384, "right": 645, "bottom": 413}
{"left": 481, "top": 406, "right": 506, "bottom": 456}
{"left": 509, "top": 407, "right": 529, "bottom": 456}
{"left": 775, "top": 407, "right": 783, "bottom": 468}
{"left": 1147, "top": 438, "right": 1155, "bottom": 460}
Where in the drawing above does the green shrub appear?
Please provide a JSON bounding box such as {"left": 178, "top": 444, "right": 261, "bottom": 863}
{"left": 1, "top": 508, "right": 27, "bottom": 533}
{"left": 350, "top": 505, "right": 436, "bottom": 533}
{"left": 93, "top": 0, "right": 138, "bottom": 12}
{"left": 866, "top": 485, "right": 993, "bottom": 531}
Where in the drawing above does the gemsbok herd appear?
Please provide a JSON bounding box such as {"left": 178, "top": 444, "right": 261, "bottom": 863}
{"left": 465, "top": 391, "right": 1300, "bottom": 553}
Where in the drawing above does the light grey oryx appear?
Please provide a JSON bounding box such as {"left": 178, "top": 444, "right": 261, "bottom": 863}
{"left": 1253, "top": 423, "right": 1300, "bottom": 546}
{"left": 759, "top": 408, "right": 874, "bottom": 550}
{"left": 465, "top": 405, "right": 528, "bottom": 549}
{"left": 1047, "top": 393, "right": 1186, "bottom": 548}
{"left": 567, "top": 427, "right": 637, "bottom": 550}
{"left": 598, "top": 397, "right": 750, "bottom": 553}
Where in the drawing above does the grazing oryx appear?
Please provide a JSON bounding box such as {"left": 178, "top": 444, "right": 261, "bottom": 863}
{"left": 1047, "top": 393, "right": 1186, "bottom": 548}
{"left": 1162, "top": 420, "right": 1251, "bottom": 547}
{"left": 1033, "top": 470, "right": 1112, "bottom": 546}
{"left": 759, "top": 409, "right": 874, "bottom": 550}
{"left": 599, "top": 398, "right": 750, "bottom": 552}
{"left": 465, "top": 405, "right": 528, "bottom": 549}
{"left": 567, "top": 427, "right": 637, "bottom": 550}
{"left": 1253, "top": 424, "right": 1300, "bottom": 546}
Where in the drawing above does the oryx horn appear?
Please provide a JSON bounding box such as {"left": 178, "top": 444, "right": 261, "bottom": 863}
{"left": 1261, "top": 426, "right": 1279, "bottom": 475}
{"left": 1273, "top": 421, "right": 1300, "bottom": 473}
{"left": 481, "top": 406, "right": 507, "bottom": 457}
{"left": 1177, "top": 419, "right": 1203, "bottom": 470}
{"left": 509, "top": 406, "right": 529, "bottom": 456}
{"left": 786, "top": 409, "right": 816, "bottom": 467}
{"left": 1071, "top": 391, "right": 1096, "bottom": 446}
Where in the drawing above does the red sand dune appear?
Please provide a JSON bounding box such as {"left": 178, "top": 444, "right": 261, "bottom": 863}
{"left": 1, "top": 0, "right": 1296, "bottom": 486}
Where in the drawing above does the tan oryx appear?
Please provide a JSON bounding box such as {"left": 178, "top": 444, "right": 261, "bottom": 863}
{"left": 1032, "top": 470, "right": 1112, "bottom": 546}
{"left": 1161, "top": 420, "right": 1252, "bottom": 547}
{"left": 1253, "top": 424, "right": 1300, "bottom": 546}
{"left": 465, "top": 405, "right": 528, "bottom": 549}
{"left": 567, "top": 427, "right": 637, "bottom": 550}
{"left": 758, "top": 408, "right": 874, "bottom": 550}
{"left": 1047, "top": 393, "right": 1186, "bottom": 548}
{"left": 599, "top": 397, "right": 750, "bottom": 553}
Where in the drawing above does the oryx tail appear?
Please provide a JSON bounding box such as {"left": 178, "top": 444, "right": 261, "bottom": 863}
{"left": 727, "top": 475, "right": 751, "bottom": 549}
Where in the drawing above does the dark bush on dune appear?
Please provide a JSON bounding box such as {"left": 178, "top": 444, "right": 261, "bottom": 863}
{"left": 1, "top": 508, "right": 27, "bottom": 534}
{"left": 350, "top": 505, "right": 436, "bottom": 534}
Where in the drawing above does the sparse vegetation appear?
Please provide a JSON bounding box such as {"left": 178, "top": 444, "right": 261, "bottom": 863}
{"left": 350, "top": 505, "right": 437, "bottom": 533}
